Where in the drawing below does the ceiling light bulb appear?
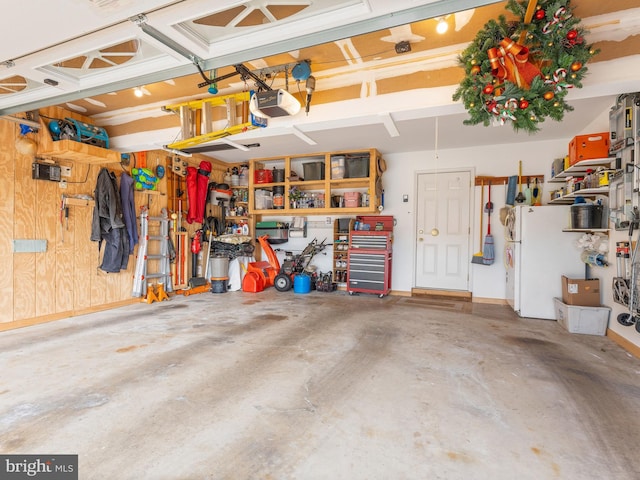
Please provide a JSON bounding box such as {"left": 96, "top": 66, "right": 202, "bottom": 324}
{"left": 436, "top": 18, "right": 448, "bottom": 34}
{"left": 134, "top": 87, "right": 144, "bottom": 98}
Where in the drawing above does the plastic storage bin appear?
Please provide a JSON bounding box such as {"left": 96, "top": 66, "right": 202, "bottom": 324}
{"left": 345, "top": 156, "right": 369, "bottom": 178}
{"left": 553, "top": 298, "right": 610, "bottom": 336}
{"left": 344, "top": 191, "right": 361, "bottom": 208}
{"left": 331, "top": 156, "right": 346, "bottom": 179}
{"left": 303, "top": 162, "right": 325, "bottom": 180}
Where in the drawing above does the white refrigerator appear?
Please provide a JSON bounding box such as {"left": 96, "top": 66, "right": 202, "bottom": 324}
{"left": 504, "top": 205, "right": 585, "bottom": 319}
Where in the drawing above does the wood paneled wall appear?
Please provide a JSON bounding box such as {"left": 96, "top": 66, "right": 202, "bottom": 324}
{"left": 0, "top": 107, "right": 233, "bottom": 330}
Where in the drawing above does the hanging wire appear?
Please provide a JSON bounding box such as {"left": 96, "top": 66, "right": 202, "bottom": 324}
{"left": 432, "top": 117, "right": 440, "bottom": 236}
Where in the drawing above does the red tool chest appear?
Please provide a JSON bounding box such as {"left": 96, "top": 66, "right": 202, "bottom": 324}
{"left": 347, "top": 230, "right": 393, "bottom": 297}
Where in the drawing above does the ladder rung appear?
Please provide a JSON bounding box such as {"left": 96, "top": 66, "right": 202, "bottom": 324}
{"left": 146, "top": 273, "right": 169, "bottom": 280}
{"left": 147, "top": 254, "right": 168, "bottom": 260}
{"left": 148, "top": 235, "right": 167, "bottom": 241}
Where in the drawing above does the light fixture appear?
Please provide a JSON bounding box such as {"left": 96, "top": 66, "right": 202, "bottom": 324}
{"left": 436, "top": 17, "right": 449, "bottom": 34}
{"left": 134, "top": 86, "right": 144, "bottom": 98}
{"left": 249, "top": 89, "right": 301, "bottom": 118}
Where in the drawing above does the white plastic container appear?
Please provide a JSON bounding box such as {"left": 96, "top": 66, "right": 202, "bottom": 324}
{"left": 553, "top": 298, "right": 610, "bottom": 336}
{"left": 331, "top": 156, "right": 345, "bottom": 179}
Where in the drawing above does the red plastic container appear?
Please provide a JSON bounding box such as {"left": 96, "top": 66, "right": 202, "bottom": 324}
{"left": 569, "top": 132, "right": 610, "bottom": 166}
{"left": 254, "top": 169, "right": 273, "bottom": 184}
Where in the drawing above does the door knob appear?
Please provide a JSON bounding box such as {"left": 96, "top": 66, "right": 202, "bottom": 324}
{"left": 418, "top": 237, "right": 424, "bottom": 242}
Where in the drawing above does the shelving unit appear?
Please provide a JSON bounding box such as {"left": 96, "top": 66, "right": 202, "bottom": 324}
{"left": 549, "top": 186, "right": 609, "bottom": 204}
{"left": 248, "top": 149, "right": 384, "bottom": 215}
{"left": 549, "top": 157, "right": 612, "bottom": 205}
{"left": 549, "top": 157, "right": 613, "bottom": 182}
{"left": 333, "top": 218, "right": 354, "bottom": 284}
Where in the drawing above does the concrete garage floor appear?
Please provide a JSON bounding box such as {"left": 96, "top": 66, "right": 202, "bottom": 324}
{"left": 1, "top": 290, "right": 640, "bottom": 479}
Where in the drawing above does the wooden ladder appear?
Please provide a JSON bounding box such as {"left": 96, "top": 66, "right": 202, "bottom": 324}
{"left": 162, "top": 92, "right": 265, "bottom": 151}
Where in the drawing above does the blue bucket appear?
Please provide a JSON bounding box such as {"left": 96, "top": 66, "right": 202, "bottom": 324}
{"left": 293, "top": 274, "right": 311, "bottom": 294}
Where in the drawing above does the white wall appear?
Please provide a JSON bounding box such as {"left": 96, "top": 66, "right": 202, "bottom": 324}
{"left": 258, "top": 108, "right": 640, "bottom": 350}
{"left": 383, "top": 137, "right": 569, "bottom": 295}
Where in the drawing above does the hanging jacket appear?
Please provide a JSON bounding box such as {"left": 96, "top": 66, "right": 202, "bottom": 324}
{"left": 91, "top": 168, "right": 129, "bottom": 273}
{"left": 119, "top": 172, "right": 138, "bottom": 254}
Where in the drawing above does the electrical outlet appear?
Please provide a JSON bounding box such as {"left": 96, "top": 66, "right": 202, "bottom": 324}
{"left": 59, "top": 180, "right": 67, "bottom": 189}
{"left": 325, "top": 217, "right": 332, "bottom": 225}
{"left": 60, "top": 166, "right": 72, "bottom": 177}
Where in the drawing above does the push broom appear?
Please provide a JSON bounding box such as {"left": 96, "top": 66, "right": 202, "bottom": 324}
{"left": 471, "top": 179, "right": 485, "bottom": 264}
{"left": 483, "top": 181, "right": 495, "bottom": 265}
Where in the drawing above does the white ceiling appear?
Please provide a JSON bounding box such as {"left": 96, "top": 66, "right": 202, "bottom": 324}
{"left": 2, "top": 0, "right": 639, "bottom": 162}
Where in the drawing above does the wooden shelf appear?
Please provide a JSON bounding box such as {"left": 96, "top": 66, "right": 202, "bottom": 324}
{"left": 37, "top": 117, "right": 121, "bottom": 164}
{"left": 249, "top": 148, "right": 383, "bottom": 215}
{"left": 38, "top": 139, "right": 120, "bottom": 164}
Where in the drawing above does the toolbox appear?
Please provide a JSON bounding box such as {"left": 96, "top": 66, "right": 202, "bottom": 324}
{"left": 256, "top": 221, "right": 288, "bottom": 244}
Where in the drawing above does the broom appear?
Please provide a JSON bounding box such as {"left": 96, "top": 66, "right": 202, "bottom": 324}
{"left": 483, "top": 181, "right": 495, "bottom": 265}
{"left": 471, "top": 180, "right": 485, "bottom": 264}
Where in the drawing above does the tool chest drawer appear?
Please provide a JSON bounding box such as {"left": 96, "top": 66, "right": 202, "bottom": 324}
{"left": 350, "top": 232, "right": 392, "bottom": 250}
{"left": 347, "top": 251, "right": 392, "bottom": 296}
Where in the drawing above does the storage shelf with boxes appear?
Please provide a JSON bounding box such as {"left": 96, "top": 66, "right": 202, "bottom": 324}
{"left": 248, "top": 149, "right": 384, "bottom": 215}
{"left": 555, "top": 275, "right": 611, "bottom": 336}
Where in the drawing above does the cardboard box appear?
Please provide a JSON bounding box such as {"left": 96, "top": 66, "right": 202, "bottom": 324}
{"left": 561, "top": 275, "right": 601, "bottom": 306}
{"left": 554, "top": 298, "right": 610, "bottom": 336}
{"left": 569, "top": 132, "right": 610, "bottom": 166}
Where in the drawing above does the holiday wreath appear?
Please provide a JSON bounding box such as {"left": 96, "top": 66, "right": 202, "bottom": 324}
{"left": 452, "top": 0, "right": 598, "bottom": 132}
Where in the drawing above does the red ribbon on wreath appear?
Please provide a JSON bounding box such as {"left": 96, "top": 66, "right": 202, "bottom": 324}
{"left": 487, "top": 38, "right": 542, "bottom": 90}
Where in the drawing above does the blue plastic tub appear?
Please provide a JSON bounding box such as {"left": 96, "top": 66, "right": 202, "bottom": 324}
{"left": 293, "top": 274, "right": 311, "bottom": 294}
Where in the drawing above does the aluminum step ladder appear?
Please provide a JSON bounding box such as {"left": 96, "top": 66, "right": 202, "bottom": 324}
{"left": 132, "top": 207, "right": 173, "bottom": 297}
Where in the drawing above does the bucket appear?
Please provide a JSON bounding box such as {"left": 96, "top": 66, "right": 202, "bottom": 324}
{"left": 209, "top": 255, "right": 229, "bottom": 279}
{"left": 293, "top": 274, "right": 311, "bottom": 294}
{"left": 570, "top": 204, "right": 603, "bottom": 229}
{"left": 273, "top": 186, "right": 285, "bottom": 209}
{"left": 272, "top": 168, "right": 285, "bottom": 183}
{"left": 210, "top": 279, "right": 228, "bottom": 294}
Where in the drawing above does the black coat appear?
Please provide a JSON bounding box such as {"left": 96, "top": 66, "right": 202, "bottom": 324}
{"left": 91, "top": 168, "right": 130, "bottom": 273}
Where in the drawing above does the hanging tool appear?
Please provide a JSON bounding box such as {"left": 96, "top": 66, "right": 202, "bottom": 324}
{"left": 532, "top": 178, "right": 542, "bottom": 206}
{"left": 60, "top": 195, "right": 69, "bottom": 243}
{"left": 483, "top": 182, "right": 495, "bottom": 265}
{"left": 472, "top": 180, "right": 485, "bottom": 264}
{"left": 524, "top": 177, "right": 532, "bottom": 205}
{"left": 515, "top": 160, "right": 526, "bottom": 204}
{"left": 500, "top": 180, "right": 510, "bottom": 225}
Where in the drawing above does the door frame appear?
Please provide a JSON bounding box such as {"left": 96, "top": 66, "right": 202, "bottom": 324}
{"left": 412, "top": 167, "right": 475, "bottom": 291}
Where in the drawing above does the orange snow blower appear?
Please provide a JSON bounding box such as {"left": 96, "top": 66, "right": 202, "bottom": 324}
{"left": 242, "top": 235, "right": 280, "bottom": 292}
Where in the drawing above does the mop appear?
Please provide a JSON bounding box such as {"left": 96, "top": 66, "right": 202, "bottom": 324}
{"left": 471, "top": 180, "right": 485, "bottom": 264}
{"left": 483, "top": 181, "right": 495, "bottom": 265}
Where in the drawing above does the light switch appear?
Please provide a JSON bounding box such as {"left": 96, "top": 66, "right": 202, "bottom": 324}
{"left": 402, "top": 194, "right": 409, "bottom": 202}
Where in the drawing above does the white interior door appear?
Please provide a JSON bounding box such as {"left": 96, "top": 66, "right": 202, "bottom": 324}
{"left": 415, "top": 170, "right": 471, "bottom": 290}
